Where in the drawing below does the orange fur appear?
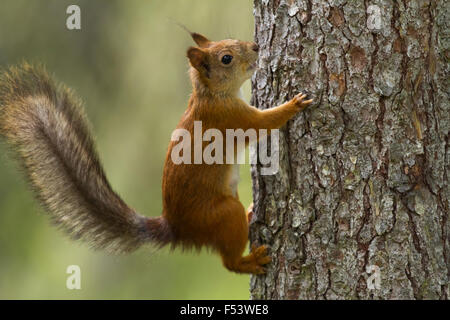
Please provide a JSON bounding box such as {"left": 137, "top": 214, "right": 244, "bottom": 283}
{"left": 161, "top": 33, "right": 313, "bottom": 274}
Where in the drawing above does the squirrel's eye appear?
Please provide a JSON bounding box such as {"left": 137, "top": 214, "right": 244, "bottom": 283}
{"left": 221, "top": 55, "right": 233, "bottom": 65}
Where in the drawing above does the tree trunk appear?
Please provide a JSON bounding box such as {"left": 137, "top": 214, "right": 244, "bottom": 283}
{"left": 250, "top": 0, "right": 448, "bottom": 299}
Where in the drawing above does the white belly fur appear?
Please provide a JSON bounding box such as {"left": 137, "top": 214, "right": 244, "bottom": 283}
{"left": 228, "top": 86, "right": 245, "bottom": 198}
{"left": 229, "top": 163, "right": 240, "bottom": 198}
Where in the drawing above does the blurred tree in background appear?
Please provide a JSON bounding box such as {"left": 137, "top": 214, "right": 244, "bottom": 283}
{"left": 0, "top": 0, "right": 254, "bottom": 299}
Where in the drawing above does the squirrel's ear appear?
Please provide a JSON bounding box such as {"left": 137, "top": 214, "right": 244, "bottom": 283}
{"left": 187, "top": 47, "right": 210, "bottom": 78}
{"left": 191, "top": 32, "right": 211, "bottom": 48}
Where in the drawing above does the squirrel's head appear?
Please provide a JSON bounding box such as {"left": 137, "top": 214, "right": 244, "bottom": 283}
{"left": 186, "top": 32, "right": 259, "bottom": 96}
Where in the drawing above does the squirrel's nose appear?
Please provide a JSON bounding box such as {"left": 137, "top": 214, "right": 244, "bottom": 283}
{"left": 252, "top": 43, "right": 259, "bottom": 52}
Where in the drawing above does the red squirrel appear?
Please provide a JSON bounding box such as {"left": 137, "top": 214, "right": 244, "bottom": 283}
{"left": 0, "top": 32, "right": 312, "bottom": 274}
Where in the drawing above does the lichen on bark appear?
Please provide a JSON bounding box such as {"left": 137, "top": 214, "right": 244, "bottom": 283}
{"left": 250, "top": 0, "right": 449, "bottom": 299}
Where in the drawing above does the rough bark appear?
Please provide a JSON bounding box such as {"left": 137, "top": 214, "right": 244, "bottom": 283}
{"left": 250, "top": 0, "right": 449, "bottom": 299}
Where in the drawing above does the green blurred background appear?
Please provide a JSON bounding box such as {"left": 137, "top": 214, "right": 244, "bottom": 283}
{"left": 0, "top": 0, "right": 255, "bottom": 299}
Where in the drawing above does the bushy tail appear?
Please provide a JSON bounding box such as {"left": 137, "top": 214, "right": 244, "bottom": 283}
{"left": 0, "top": 63, "right": 172, "bottom": 253}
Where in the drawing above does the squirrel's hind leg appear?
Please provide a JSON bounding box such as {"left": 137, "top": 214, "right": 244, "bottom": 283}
{"left": 222, "top": 244, "right": 271, "bottom": 275}
{"left": 213, "top": 197, "right": 271, "bottom": 274}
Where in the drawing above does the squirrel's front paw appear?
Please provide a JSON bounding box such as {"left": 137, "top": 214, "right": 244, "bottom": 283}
{"left": 291, "top": 92, "right": 313, "bottom": 111}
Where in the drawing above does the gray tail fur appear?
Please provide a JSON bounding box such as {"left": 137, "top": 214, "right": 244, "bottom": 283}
{"left": 0, "top": 63, "right": 172, "bottom": 253}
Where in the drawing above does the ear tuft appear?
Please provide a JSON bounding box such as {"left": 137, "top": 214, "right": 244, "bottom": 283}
{"left": 191, "top": 32, "right": 211, "bottom": 48}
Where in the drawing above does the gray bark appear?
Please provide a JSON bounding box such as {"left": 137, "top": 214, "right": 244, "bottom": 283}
{"left": 250, "top": 0, "right": 449, "bottom": 299}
